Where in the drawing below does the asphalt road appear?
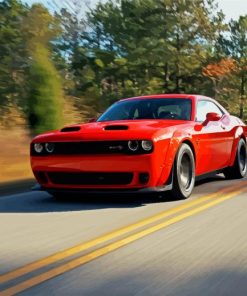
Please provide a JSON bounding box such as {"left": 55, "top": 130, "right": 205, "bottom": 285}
{"left": 0, "top": 175, "right": 247, "bottom": 296}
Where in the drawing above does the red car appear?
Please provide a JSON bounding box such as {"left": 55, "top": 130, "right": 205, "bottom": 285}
{"left": 31, "top": 94, "right": 247, "bottom": 199}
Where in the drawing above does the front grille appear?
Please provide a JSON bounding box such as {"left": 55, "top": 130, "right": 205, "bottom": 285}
{"left": 47, "top": 172, "right": 133, "bottom": 185}
{"left": 31, "top": 141, "right": 154, "bottom": 156}
{"left": 31, "top": 141, "right": 127, "bottom": 156}
{"left": 54, "top": 141, "right": 127, "bottom": 154}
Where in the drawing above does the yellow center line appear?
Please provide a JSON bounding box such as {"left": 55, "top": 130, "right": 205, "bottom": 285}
{"left": 1, "top": 187, "right": 246, "bottom": 296}
{"left": 1, "top": 180, "right": 247, "bottom": 285}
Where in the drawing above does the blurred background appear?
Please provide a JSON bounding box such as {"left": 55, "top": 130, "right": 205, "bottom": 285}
{"left": 0, "top": 0, "right": 246, "bottom": 183}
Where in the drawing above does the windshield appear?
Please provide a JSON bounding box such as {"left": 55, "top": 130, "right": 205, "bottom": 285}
{"left": 97, "top": 98, "right": 192, "bottom": 122}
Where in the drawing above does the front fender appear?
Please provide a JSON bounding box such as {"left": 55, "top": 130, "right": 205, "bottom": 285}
{"left": 156, "top": 129, "right": 195, "bottom": 186}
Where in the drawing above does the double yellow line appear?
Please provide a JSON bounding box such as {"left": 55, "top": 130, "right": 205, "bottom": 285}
{"left": 1, "top": 180, "right": 247, "bottom": 295}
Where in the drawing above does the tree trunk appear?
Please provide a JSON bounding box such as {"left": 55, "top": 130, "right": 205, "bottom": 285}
{"left": 163, "top": 5, "right": 169, "bottom": 93}
{"left": 175, "top": 33, "right": 180, "bottom": 93}
{"left": 239, "top": 71, "right": 245, "bottom": 119}
{"left": 175, "top": 63, "right": 180, "bottom": 93}
{"left": 212, "top": 79, "right": 217, "bottom": 100}
{"left": 163, "top": 63, "right": 169, "bottom": 92}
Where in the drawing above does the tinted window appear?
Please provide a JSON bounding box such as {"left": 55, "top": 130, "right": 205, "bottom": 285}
{"left": 196, "top": 100, "right": 223, "bottom": 122}
{"left": 97, "top": 99, "right": 192, "bottom": 122}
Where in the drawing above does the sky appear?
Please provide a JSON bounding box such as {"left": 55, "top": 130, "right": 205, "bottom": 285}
{"left": 217, "top": 0, "right": 246, "bottom": 21}
{"left": 24, "top": 0, "right": 247, "bottom": 22}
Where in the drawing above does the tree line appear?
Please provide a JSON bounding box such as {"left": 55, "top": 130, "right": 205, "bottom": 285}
{"left": 0, "top": 0, "right": 246, "bottom": 134}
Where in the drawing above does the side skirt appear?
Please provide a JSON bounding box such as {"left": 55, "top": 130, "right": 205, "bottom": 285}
{"left": 195, "top": 169, "right": 226, "bottom": 182}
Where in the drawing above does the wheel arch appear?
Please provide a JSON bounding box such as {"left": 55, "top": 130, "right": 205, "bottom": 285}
{"left": 240, "top": 134, "right": 246, "bottom": 143}
{"left": 229, "top": 127, "right": 247, "bottom": 166}
{"left": 180, "top": 139, "right": 196, "bottom": 164}
{"left": 157, "top": 137, "right": 196, "bottom": 186}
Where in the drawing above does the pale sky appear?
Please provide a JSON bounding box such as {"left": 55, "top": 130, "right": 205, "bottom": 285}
{"left": 217, "top": 0, "right": 246, "bottom": 21}
{"left": 24, "top": 0, "right": 247, "bottom": 21}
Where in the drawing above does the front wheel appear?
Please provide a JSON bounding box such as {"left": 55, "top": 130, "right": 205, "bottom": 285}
{"left": 224, "top": 138, "right": 247, "bottom": 179}
{"left": 171, "top": 143, "right": 195, "bottom": 199}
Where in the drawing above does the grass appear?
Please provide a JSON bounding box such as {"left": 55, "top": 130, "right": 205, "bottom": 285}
{"left": 0, "top": 100, "right": 83, "bottom": 184}
{"left": 0, "top": 127, "right": 33, "bottom": 183}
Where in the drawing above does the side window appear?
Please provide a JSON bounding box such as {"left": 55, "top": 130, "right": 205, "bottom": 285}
{"left": 133, "top": 108, "right": 139, "bottom": 119}
{"left": 196, "top": 100, "right": 223, "bottom": 122}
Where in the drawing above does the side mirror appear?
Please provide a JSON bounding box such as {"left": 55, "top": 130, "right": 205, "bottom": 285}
{"left": 88, "top": 118, "right": 96, "bottom": 123}
{"left": 202, "top": 112, "right": 221, "bottom": 126}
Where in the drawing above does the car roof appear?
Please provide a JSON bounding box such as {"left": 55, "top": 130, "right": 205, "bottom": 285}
{"left": 119, "top": 94, "right": 212, "bottom": 102}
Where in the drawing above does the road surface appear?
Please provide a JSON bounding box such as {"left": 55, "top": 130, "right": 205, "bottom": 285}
{"left": 0, "top": 175, "right": 247, "bottom": 295}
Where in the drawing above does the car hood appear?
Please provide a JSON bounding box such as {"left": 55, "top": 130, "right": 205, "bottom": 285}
{"left": 33, "top": 120, "right": 190, "bottom": 142}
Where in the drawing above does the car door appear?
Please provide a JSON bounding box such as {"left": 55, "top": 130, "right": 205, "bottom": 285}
{"left": 194, "top": 99, "right": 233, "bottom": 175}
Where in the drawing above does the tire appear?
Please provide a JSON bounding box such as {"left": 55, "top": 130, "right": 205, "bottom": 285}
{"left": 171, "top": 143, "right": 195, "bottom": 199}
{"left": 224, "top": 138, "right": 247, "bottom": 179}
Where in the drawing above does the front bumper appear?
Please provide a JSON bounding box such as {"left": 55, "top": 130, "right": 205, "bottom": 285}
{"left": 33, "top": 183, "right": 173, "bottom": 195}
{"left": 31, "top": 145, "right": 172, "bottom": 190}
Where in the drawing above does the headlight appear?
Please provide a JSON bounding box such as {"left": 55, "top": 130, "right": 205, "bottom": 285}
{"left": 45, "top": 143, "right": 55, "bottom": 153}
{"left": 141, "top": 140, "right": 153, "bottom": 151}
{"left": 34, "top": 143, "right": 43, "bottom": 153}
{"left": 128, "top": 140, "right": 139, "bottom": 151}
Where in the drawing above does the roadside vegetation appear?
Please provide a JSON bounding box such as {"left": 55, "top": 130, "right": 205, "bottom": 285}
{"left": 0, "top": 0, "right": 246, "bottom": 181}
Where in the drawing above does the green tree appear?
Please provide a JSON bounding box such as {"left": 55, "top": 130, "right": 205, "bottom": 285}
{"left": 81, "top": 0, "right": 224, "bottom": 98}
{"left": 2, "top": 0, "right": 242, "bottom": 128}
{"left": 23, "top": 4, "right": 64, "bottom": 134}
{"left": 228, "top": 16, "right": 247, "bottom": 118}
{"left": 0, "top": 0, "right": 28, "bottom": 111}
{"left": 57, "top": 4, "right": 103, "bottom": 119}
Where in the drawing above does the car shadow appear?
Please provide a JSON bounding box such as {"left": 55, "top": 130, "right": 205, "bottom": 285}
{"left": 0, "top": 174, "right": 227, "bottom": 214}
{"left": 0, "top": 189, "right": 178, "bottom": 213}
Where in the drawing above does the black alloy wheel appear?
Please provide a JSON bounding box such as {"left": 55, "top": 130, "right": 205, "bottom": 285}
{"left": 224, "top": 138, "right": 247, "bottom": 179}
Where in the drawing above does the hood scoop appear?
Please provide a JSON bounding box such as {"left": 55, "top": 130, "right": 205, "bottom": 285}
{"left": 60, "top": 126, "right": 81, "bottom": 132}
{"left": 104, "top": 125, "right": 129, "bottom": 131}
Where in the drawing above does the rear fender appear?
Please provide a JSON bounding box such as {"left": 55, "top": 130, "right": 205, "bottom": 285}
{"left": 229, "top": 126, "right": 247, "bottom": 166}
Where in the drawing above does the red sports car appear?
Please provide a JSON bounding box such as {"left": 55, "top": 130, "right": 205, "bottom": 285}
{"left": 30, "top": 94, "right": 247, "bottom": 199}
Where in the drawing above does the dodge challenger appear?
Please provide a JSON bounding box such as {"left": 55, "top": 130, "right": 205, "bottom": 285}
{"left": 30, "top": 94, "right": 247, "bottom": 199}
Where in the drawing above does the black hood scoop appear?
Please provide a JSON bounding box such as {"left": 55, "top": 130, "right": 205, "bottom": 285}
{"left": 60, "top": 126, "right": 81, "bottom": 132}
{"left": 104, "top": 125, "right": 129, "bottom": 131}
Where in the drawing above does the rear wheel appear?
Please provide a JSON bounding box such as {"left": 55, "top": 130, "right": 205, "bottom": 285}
{"left": 224, "top": 138, "right": 247, "bottom": 179}
{"left": 171, "top": 143, "right": 195, "bottom": 199}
